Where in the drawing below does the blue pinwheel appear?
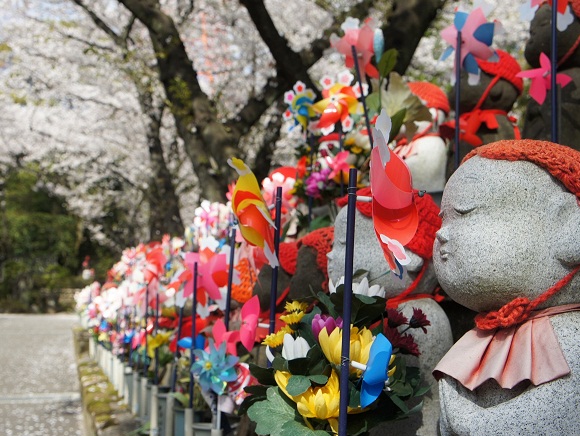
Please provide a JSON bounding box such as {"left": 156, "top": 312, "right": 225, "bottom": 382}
{"left": 440, "top": 5, "right": 498, "bottom": 83}
{"left": 283, "top": 81, "right": 317, "bottom": 132}
{"left": 191, "top": 339, "right": 239, "bottom": 395}
{"left": 360, "top": 333, "right": 393, "bottom": 408}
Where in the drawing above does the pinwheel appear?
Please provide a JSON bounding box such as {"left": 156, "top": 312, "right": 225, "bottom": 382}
{"left": 326, "top": 150, "right": 353, "bottom": 182}
{"left": 370, "top": 109, "right": 418, "bottom": 278}
{"left": 228, "top": 157, "right": 279, "bottom": 268}
{"left": 312, "top": 73, "right": 362, "bottom": 132}
{"left": 440, "top": 3, "right": 498, "bottom": 83}
{"left": 520, "top": 0, "right": 575, "bottom": 31}
{"left": 213, "top": 318, "right": 240, "bottom": 356}
{"left": 330, "top": 17, "right": 379, "bottom": 79}
{"left": 283, "top": 81, "right": 317, "bottom": 131}
{"left": 359, "top": 334, "right": 395, "bottom": 408}
{"left": 516, "top": 52, "right": 573, "bottom": 104}
{"left": 261, "top": 166, "right": 297, "bottom": 222}
{"left": 239, "top": 295, "right": 260, "bottom": 352}
{"left": 191, "top": 339, "right": 239, "bottom": 396}
{"left": 184, "top": 250, "right": 228, "bottom": 307}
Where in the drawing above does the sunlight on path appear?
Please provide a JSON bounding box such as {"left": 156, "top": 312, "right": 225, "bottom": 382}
{"left": 0, "top": 313, "right": 83, "bottom": 436}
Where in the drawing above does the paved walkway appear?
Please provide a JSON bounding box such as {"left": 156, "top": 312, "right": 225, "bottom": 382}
{"left": 0, "top": 313, "right": 83, "bottom": 436}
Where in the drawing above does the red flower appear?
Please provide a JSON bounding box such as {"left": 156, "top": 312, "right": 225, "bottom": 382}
{"left": 386, "top": 308, "right": 408, "bottom": 328}
{"left": 383, "top": 326, "right": 420, "bottom": 357}
{"left": 409, "top": 308, "right": 430, "bottom": 334}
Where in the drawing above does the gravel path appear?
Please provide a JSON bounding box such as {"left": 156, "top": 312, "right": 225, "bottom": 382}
{"left": 0, "top": 313, "right": 83, "bottom": 436}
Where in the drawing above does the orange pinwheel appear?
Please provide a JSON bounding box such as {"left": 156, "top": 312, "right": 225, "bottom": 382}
{"left": 228, "top": 157, "right": 279, "bottom": 268}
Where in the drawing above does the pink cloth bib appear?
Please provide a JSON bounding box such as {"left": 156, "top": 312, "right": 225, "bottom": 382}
{"left": 433, "top": 303, "right": 580, "bottom": 390}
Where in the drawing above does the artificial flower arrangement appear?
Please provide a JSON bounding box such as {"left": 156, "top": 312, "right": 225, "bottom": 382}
{"left": 240, "top": 277, "right": 431, "bottom": 436}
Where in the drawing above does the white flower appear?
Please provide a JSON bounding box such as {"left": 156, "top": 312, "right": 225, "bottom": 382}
{"left": 353, "top": 277, "right": 385, "bottom": 298}
{"left": 328, "top": 276, "right": 345, "bottom": 294}
{"left": 281, "top": 334, "right": 311, "bottom": 360}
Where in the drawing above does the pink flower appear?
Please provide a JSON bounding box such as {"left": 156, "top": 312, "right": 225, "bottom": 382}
{"left": 312, "top": 314, "right": 344, "bottom": 339}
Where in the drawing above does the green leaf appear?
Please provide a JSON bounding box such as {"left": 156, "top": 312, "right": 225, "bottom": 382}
{"left": 286, "top": 375, "right": 311, "bottom": 396}
{"left": 249, "top": 362, "right": 276, "bottom": 386}
{"left": 387, "top": 391, "right": 409, "bottom": 414}
{"left": 272, "top": 356, "right": 287, "bottom": 372}
{"left": 316, "top": 291, "right": 338, "bottom": 319}
{"left": 353, "top": 269, "right": 369, "bottom": 280}
{"left": 413, "top": 384, "right": 431, "bottom": 397}
{"left": 378, "top": 48, "right": 398, "bottom": 80}
{"left": 288, "top": 357, "right": 311, "bottom": 376}
{"left": 170, "top": 392, "right": 189, "bottom": 407}
{"left": 280, "top": 420, "right": 331, "bottom": 436}
{"left": 247, "top": 387, "right": 297, "bottom": 435}
{"left": 308, "top": 374, "right": 329, "bottom": 385}
{"left": 364, "top": 92, "right": 381, "bottom": 114}
{"left": 388, "top": 108, "right": 406, "bottom": 143}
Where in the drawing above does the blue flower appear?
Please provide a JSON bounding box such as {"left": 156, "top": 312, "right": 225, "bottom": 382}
{"left": 360, "top": 333, "right": 393, "bottom": 408}
{"left": 191, "top": 339, "right": 239, "bottom": 395}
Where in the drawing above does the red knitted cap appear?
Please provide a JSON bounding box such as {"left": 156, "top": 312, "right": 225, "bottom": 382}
{"left": 298, "top": 226, "right": 334, "bottom": 291}
{"left": 408, "top": 81, "right": 450, "bottom": 114}
{"left": 464, "top": 139, "right": 580, "bottom": 201}
{"left": 476, "top": 50, "right": 523, "bottom": 95}
{"left": 336, "top": 187, "right": 441, "bottom": 259}
{"left": 279, "top": 241, "right": 299, "bottom": 275}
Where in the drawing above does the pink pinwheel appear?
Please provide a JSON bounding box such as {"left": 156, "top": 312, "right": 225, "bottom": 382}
{"left": 239, "top": 295, "right": 259, "bottom": 352}
{"left": 516, "top": 52, "right": 573, "bottom": 104}
{"left": 440, "top": 5, "right": 498, "bottom": 82}
{"left": 184, "top": 250, "right": 228, "bottom": 307}
{"left": 370, "top": 109, "right": 418, "bottom": 277}
{"left": 213, "top": 318, "right": 240, "bottom": 356}
{"left": 326, "top": 150, "right": 352, "bottom": 181}
{"left": 195, "top": 200, "right": 218, "bottom": 230}
{"left": 330, "top": 17, "right": 379, "bottom": 79}
{"left": 261, "top": 166, "right": 298, "bottom": 213}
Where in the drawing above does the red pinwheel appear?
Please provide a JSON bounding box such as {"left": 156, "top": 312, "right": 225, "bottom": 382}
{"left": 440, "top": 5, "right": 498, "bottom": 83}
{"left": 213, "top": 318, "right": 240, "bottom": 356}
{"left": 312, "top": 74, "right": 362, "bottom": 132}
{"left": 370, "top": 109, "right": 418, "bottom": 277}
{"left": 516, "top": 52, "right": 572, "bottom": 104}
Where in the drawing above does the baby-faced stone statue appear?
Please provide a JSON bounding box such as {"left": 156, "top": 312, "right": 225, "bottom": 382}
{"left": 328, "top": 188, "right": 453, "bottom": 436}
{"left": 433, "top": 139, "right": 580, "bottom": 435}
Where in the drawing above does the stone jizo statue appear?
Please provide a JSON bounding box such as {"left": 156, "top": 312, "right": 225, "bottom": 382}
{"left": 433, "top": 139, "right": 580, "bottom": 435}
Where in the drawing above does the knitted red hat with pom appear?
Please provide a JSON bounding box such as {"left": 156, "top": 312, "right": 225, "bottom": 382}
{"left": 464, "top": 139, "right": 580, "bottom": 201}
{"left": 476, "top": 50, "right": 523, "bottom": 95}
{"left": 336, "top": 187, "right": 441, "bottom": 260}
{"left": 408, "top": 81, "right": 451, "bottom": 114}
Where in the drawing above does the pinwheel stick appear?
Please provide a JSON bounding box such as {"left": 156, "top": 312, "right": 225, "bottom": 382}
{"left": 143, "top": 287, "right": 149, "bottom": 377}
{"left": 170, "top": 304, "right": 185, "bottom": 392}
{"left": 269, "top": 187, "right": 283, "bottom": 337}
{"left": 551, "top": 2, "right": 559, "bottom": 143}
{"left": 189, "top": 261, "right": 198, "bottom": 410}
{"left": 351, "top": 45, "right": 374, "bottom": 149}
{"left": 339, "top": 168, "right": 358, "bottom": 436}
{"left": 454, "top": 30, "right": 462, "bottom": 170}
{"left": 225, "top": 227, "right": 237, "bottom": 330}
{"left": 154, "top": 292, "right": 160, "bottom": 385}
{"left": 337, "top": 123, "right": 345, "bottom": 197}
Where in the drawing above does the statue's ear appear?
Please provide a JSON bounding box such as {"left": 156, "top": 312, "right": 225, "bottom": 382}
{"left": 553, "top": 193, "right": 580, "bottom": 266}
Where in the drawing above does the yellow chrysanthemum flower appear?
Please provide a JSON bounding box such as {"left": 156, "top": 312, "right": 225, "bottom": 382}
{"left": 318, "top": 325, "right": 373, "bottom": 376}
{"left": 275, "top": 370, "right": 340, "bottom": 434}
{"left": 262, "top": 325, "right": 293, "bottom": 348}
{"left": 280, "top": 311, "right": 305, "bottom": 328}
{"left": 285, "top": 300, "right": 308, "bottom": 313}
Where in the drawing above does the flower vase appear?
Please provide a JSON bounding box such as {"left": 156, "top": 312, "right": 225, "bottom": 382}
{"left": 123, "top": 365, "right": 133, "bottom": 407}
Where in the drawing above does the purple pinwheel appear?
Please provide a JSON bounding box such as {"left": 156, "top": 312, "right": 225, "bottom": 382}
{"left": 440, "top": 5, "right": 499, "bottom": 83}
{"left": 191, "top": 339, "right": 239, "bottom": 395}
{"left": 360, "top": 333, "right": 393, "bottom": 408}
{"left": 516, "top": 52, "right": 573, "bottom": 104}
